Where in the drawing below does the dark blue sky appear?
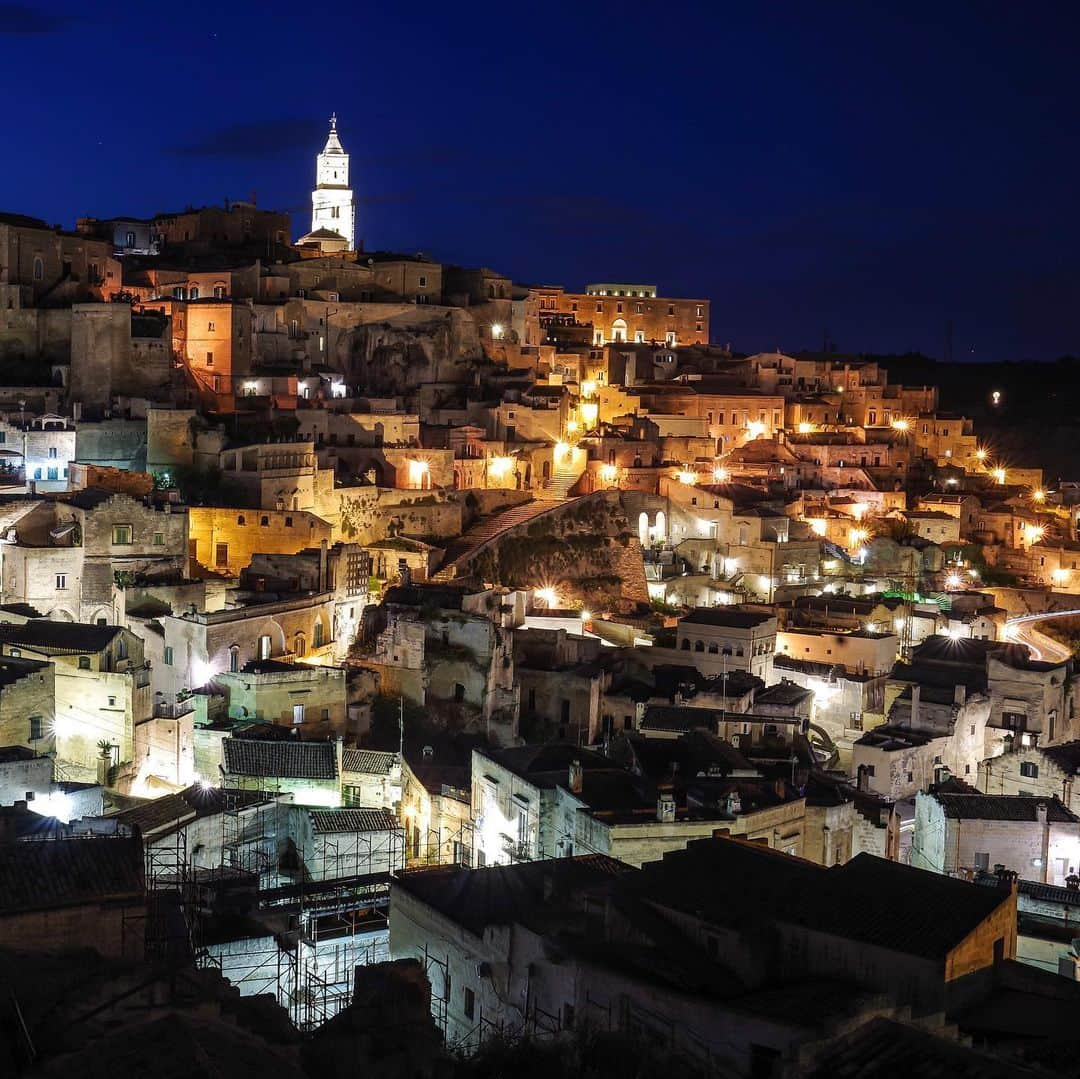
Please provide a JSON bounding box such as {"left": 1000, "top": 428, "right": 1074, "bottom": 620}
{"left": 3, "top": 0, "right": 1078, "bottom": 359}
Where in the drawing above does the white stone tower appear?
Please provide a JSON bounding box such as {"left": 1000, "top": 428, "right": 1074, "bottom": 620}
{"left": 310, "top": 113, "right": 354, "bottom": 250}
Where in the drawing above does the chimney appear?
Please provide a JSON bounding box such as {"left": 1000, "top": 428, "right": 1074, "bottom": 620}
{"left": 319, "top": 539, "right": 328, "bottom": 592}
{"left": 910, "top": 684, "right": 921, "bottom": 728}
{"left": 1037, "top": 801, "right": 1049, "bottom": 825}
{"left": 856, "top": 764, "right": 870, "bottom": 792}
{"left": 568, "top": 758, "right": 583, "bottom": 794}
{"left": 657, "top": 785, "right": 676, "bottom": 823}
{"left": 954, "top": 683, "right": 967, "bottom": 706}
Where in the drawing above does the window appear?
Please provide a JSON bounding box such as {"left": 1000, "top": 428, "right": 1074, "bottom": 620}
{"left": 1020, "top": 761, "right": 1039, "bottom": 779}
{"left": 55, "top": 573, "right": 66, "bottom": 590}
{"left": 8, "top": 649, "right": 19, "bottom": 658}
{"left": 206, "top": 320, "right": 214, "bottom": 331}
{"left": 163, "top": 646, "right": 173, "bottom": 666}
{"left": 284, "top": 516, "right": 293, "bottom": 527}
{"left": 321, "top": 708, "right": 330, "bottom": 721}
{"left": 313, "top": 621, "right": 324, "bottom": 648}
{"left": 418, "top": 275, "right": 427, "bottom": 287}
{"left": 153, "top": 532, "right": 164, "bottom": 546}
{"left": 29, "top": 716, "right": 42, "bottom": 741}
{"left": 258, "top": 635, "right": 271, "bottom": 660}
{"left": 32, "top": 256, "right": 44, "bottom": 281}
{"left": 229, "top": 646, "right": 239, "bottom": 673}
{"left": 974, "top": 852, "right": 990, "bottom": 871}
{"left": 48, "top": 446, "right": 57, "bottom": 459}
{"left": 112, "top": 524, "right": 133, "bottom": 545}
{"left": 463, "top": 987, "right": 475, "bottom": 1020}
{"left": 47, "top": 468, "right": 58, "bottom": 481}
{"left": 293, "top": 704, "right": 305, "bottom": 725}
{"left": 205, "top": 351, "right": 214, "bottom": 367}
{"left": 260, "top": 516, "right": 269, "bottom": 526}
{"left": 107, "top": 696, "right": 116, "bottom": 707}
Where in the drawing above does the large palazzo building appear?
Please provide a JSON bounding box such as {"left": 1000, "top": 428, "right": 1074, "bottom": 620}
{"left": 529, "top": 282, "right": 709, "bottom": 348}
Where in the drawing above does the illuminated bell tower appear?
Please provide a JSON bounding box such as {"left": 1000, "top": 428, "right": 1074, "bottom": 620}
{"left": 311, "top": 113, "right": 354, "bottom": 250}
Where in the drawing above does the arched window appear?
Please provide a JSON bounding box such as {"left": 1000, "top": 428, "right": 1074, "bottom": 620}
{"left": 313, "top": 621, "right": 324, "bottom": 648}
{"left": 32, "top": 257, "right": 44, "bottom": 281}
{"left": 78, "top": 655, "right": 90, "bottom": 670}
{"left": 681, "top": 639, "right": 690, "bottom": 651}
{"left": 189, "top": 286, "right": 199, "bottom": 300}
{"left": 694, "top": 640, "right": 705, "bottom": 653}
{"left": 229, "top": 646, "right": 239, "bottom": 673}
{"left": 294, "top": 633, "right": 306, "bottom": 658}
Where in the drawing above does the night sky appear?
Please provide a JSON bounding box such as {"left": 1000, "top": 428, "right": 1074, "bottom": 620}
{"left": 3, "top": 1, "right": 1078, "bottom": 361}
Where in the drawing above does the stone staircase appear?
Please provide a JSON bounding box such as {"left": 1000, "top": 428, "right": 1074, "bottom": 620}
{"left": 433, "top": 500, "right": 566, "bottom": 581}
{"left": 540, "top": 446, "right": 587, "bottom": 500}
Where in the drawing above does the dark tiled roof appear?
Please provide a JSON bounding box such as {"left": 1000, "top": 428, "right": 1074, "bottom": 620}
{"left": 754, "top": 681, "right": 813, "bottom": 706}
{"left": 0, "top": 836, "right": 143, "bottom": 913}
{"left": 342, "top": 749, "right": 396, "bottom": 776}
{"left": 309, "top": 809, "right": 400, "bottom": 833}
{"left": 933, "top": 793, "right": 1078, "bottom": 823}
{"left": 222, "top": 738, "right": 338, "bottom": 780}
{"left": 482, "top": 743, "right": 613, "bottom": 785}
{"left": 0, "top": 620, "right": 121, "bottom": 654}
{"left": 624, "top": 838, "right": 1011, "bottom": 961}
{"left": 679, "top": 607, "right": 775, "bottom": 629}
{"left": 641, "top": 705, "right": 720, "bottom": 732}
{"left": 803, "top": 1016, "right": 1034, "bottom": 1079}
{"left": 112, "top": 785, "right": 271, "bottom": 835}
{"left": 394, "top": 855, "right": 632, "bottom": 936}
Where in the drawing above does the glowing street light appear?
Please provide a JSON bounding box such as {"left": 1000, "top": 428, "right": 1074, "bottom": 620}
{"left": 797, "top": 422, "right": 815, "bottom": 434}
{"left": 579, "top": 402, "right": 599, "bottom": 428}
{"left": 975, "top": 448, "right": 988, "bottom": 461}
{"left": 992, "top": 467, "right": 1006, "bottom": 485}
{"left": 946, "top": 573, "right": 962, "bottom": 589}
{"left": 746, "top": 420, "right": 767, "bottom": 439}
{"left": 491, "top": 323, "right": 504, "bottom": 340}
{"left": 600, "top": 463, "right": 618, "bottom": 485}
{"left": 1032, "top": 489, "right": 1046, "bottom": 503}
{"left": 677, "top": 470, "right": 698, "bottom": 486}
{"left": 535, "top": 587, "right": 558, "bottom": 608}
{"left": 712, "top": 467, "right": 729, "bottom": 483}
{"left": 890, "top": 418, "right": 910, "bottom": 432}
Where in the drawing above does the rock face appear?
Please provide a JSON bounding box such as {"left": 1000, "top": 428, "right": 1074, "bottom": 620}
{"left": 467, "top": 492, "right": 650, "bottom": 612}
{"left": 338, "top": 309, "right": 484, "bottom": 396}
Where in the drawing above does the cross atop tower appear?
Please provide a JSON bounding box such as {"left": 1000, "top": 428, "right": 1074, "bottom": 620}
{"left": 329, "top": 112, "right": 337, "bottom": 131}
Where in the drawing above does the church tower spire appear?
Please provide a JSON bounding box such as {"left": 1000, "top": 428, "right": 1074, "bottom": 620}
{"left": 310, "top": 113, "right": 354, "bottom": 250}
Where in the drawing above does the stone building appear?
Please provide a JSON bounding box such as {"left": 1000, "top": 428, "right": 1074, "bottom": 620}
{"left": 390, "top": 837, "right": 1017, "bottom": 1064}
{"left": 675, "top": 607, "right": 777, "bottom": 681}
{"left": 531, "top": 283, "right": 708, "bottom": 348}
{"left": 1, "top": 489, "right": 188, "bottom": 624}
{"left": 913, "top": 790, "right": 1080, "bottom": 886}
{"left": 216, "top": 659, "right": 347, "bottom": 739}
{"left": 0, "top": 621, "right": 150, "bottom": 782}
{"left": 159, "top": 591, "right": 336, "bottom": 698}
{"left": 0, "top": 835, "right": 144, "bottom": 960}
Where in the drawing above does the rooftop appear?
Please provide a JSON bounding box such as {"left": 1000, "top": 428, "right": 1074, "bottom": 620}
{"left": 932, "top": 792, "right": 1078, "bottom": 823}
{"left": 0, "top": 836, "right": 143, "bottom": 914}
{"left": 679, "top": 607, "right": 776, "bottom": 629}
{"left": 222, "top": 738, "right": 338, "bottom": 780}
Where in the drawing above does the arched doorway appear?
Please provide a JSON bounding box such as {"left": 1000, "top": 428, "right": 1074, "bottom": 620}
{"left": 638, "top": 511, "right": 649, "bottom": 545}
{"left": 654, "top": 510, "right": 666, "bottom": 543}
{"left": 611, "top": 318, "right": 627, "bottom": 343}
